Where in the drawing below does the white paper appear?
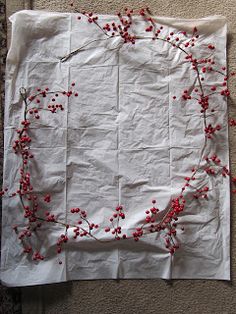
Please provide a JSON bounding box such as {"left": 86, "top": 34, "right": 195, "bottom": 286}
{"left": 1, "top": 10, "right": 230, "bottom": 286}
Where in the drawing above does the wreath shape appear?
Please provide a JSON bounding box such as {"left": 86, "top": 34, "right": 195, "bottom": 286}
{"left": 1, "top": 7, "right": 235, "bottom": 265}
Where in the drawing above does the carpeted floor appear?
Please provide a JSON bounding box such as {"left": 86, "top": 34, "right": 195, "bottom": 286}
{"left": 2, "top": 1, "right": 236, "bottom": 313}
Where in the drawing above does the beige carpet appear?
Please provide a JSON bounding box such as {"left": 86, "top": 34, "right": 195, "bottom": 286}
{"left": 5, "top": 0, "right": 236, "bottom": 313}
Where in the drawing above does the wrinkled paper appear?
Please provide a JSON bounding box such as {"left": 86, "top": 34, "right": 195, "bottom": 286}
{"left": 1, "top": 10, "right": 230, "bottom": 286}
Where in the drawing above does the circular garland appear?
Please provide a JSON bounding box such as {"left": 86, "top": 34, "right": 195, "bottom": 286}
{"left": 1, "top": 7, "right": 235, "bottom": 265}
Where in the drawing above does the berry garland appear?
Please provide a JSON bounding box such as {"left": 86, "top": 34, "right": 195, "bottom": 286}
{"left": 1, "top": 7, "right": 236, "bottom": 265}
